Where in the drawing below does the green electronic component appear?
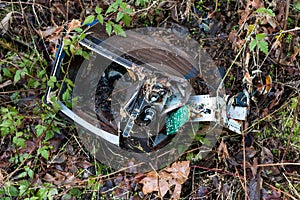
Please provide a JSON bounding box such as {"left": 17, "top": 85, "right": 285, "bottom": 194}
{"left": 166, "top": 105, "right": 190, "bottom": 135}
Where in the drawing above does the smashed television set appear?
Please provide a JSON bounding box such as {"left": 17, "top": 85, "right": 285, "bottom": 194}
{"left": 45, "top": 23, "right": 248, "bottom": 172}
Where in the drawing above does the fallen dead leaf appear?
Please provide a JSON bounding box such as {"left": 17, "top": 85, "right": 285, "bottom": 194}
{"left": 248, "top": 174, "right": 262, "bottom": 200}
{"left": 43, "top": 173, "right": 56, "bottom": 183}
{"left": 76, "top": 160, "right": 93, "bottom": 169}
{"left": 218, "top": 140, "right": 230, "bottom": 160}
{"left": 249, "top": 0, "right": 263, "bottom": 9}
{"left": 67, "top": 19, "right": 81, "bottom": 33}
{"left": 138, "top": 161, "right": 190, "bottom": 199}
{"left": 291, "top": 46, "right": 299, "bottom": 62}
{"left": 0, "top": 11, "right": 13, "bottom": 34}
{"left": 243, "top": 72, "right": 253, "bottom": 85}
{"left": 37, "top": 27, "right": 57, "bottom": 38}
{"left": 62, "top": 174, "right": 76, "bottom": 185}
{"left": 46, "top": 26, "right": 64, "bottom": 44}
{"left": 139, "top": 171, "right": 159, "bottom": 195}
{"left": 43, "top": 170, "right": 78, "bottom": 186}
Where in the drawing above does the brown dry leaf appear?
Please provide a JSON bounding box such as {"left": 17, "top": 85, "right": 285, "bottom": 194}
{"left": 37, "top": 27, "right": 57, "bottom": 38}
{"left": 261, "top": 147, "right": 280, "bottom": 175}
{"left": 229, "top": 30, "right": 237, "bottom": 49}
{"left": 164, "top": 161, "right": 190, "bottom": 184}
{"left": 268, "top": 86, "right": 284, "bottom": 109}
{"left": 291, "top": 46, "right": 299, "bottom": 62}
{"left": 67, "top": 19, "right": 81, "bottom": 33}
{"left": 248, "top": 173, "right": 262, "bottom": 200}
{"left": 238, "top": 10, "right": 250, "bottom": 26}
{"left": 266, "top": 15, "right": 278, "bottom": 29}
{"left": 43, "top": 173, "right": 56, "bottom": 183}
{"left": 236, "top": 38, "right": 245, "bottom": 49}
{"left": 46, "top": 26, "right": 64, "bottom": 44}
{"left": 43, "top": 170, "right": 78, "bottom": 186}
{"left": 76, "top": 160, "right": 93, "bottom": 169}
{"left": 139, "top": 161, "right": 190, "bottom": 199}
{"left": 0, "top": 11, "right": 13, "bottom": 34}
{"left": 228, "top": 30, "right": 237, "bottom": 42}
{"left": 218, "top": 140, "right": 230, "bottom": 160}
{"left": 250, "top": 0, "right": 263, "bottom": 9}
{"left": 139, "top": 171, "right": 159, "bottom": 194}
{"left": 243, "top": 72, "right": 253, "bottom": 85}
{"left": 261, "top": 147, "right": 273, "bottom": 164}
{"left": 62, "top": 174, "right": 76, "bottom": 185}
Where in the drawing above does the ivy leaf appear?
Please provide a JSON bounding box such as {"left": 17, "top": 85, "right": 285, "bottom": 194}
{"left": 18, "top": 180, "right": 30, "bottom": 196}
{"left": 35, "top": 124, "right": 46, "bottom": 137}
{"left": 257, "top": 40, "right": 268, "bottom": 55}
{"left": 249, "top": 39, "right": 257, "bottom": 52}
{"left": 37, "top": 188, "right": 48, "bottom": 199}
{"left": 82, "top": 15, "right": 95, "bottom": 26}
{"left": 5, "top": 183, "right": 19, "bottom": 197}
{"left": 106, "top": 3, "right": 119, "bottom": 15}
{"left": 124, "top": 7, "right": 134, "bottom": 14}
{"left": 47, "top": 76, "right": 57, "bottom": 89}
{"left": 97, "top": 14, "right": 104, "bottom": 24}
{"left": 47, "top": 188, "right": 58, "bottom": 200}
{"left": 3, "top": 68, "right": 12, "bottom": 78}
{"left": 95, "top": 6, "right": 102, "bottom": 14}
{"left": 106, "top": 22, "right": 113, "bottom": 36}
{"left": 45, "top": 131, "right": 54, "bottom": 141}
{"left": 113, "top": 24, "right": 126, "bottom": 37}
{"left": 116, "top": 11, "right": 124, "bottom": 22}
{"left": 62, "top": 90, "right": 70, "bottom": 101}
{"left": 64, "top": 38, "right": 71, "bottom": 45}
{"left": 17, "top": 171, "right": 27, "bottom": 179}
{"left": 123, "top": 14, "right": 131, "bottom": 27}
{"left": 25, "top": 167, "right": 34, "bottom": 179}
{"left": 38, "top": 148, "right": 49, "bottom": 160}
{"left": 13, "top": 137, "right": 25, "bottom": 147}
{"left": 82, "top": 51, "right": 90, "bottom": 59}
{"left": 14, "top": 69, "right": 22, "bottom": 83}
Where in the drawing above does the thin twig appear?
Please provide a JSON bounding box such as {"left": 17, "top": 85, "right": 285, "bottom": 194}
{"left": 0, "top": 80, "right": 12, "bottom": 89}
{"left": 277, "top": 0, "right": 291, "bottom": 64}
{"left": 256, "top": 162, "right": 300, "bottom": 167}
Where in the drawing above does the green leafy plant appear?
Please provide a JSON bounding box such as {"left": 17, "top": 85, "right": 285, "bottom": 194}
{"left": 249, "top": 33, "right": 269, "bottom": 55}
{"left": 255, "top": 7, "right": 275, "bottom": 16}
